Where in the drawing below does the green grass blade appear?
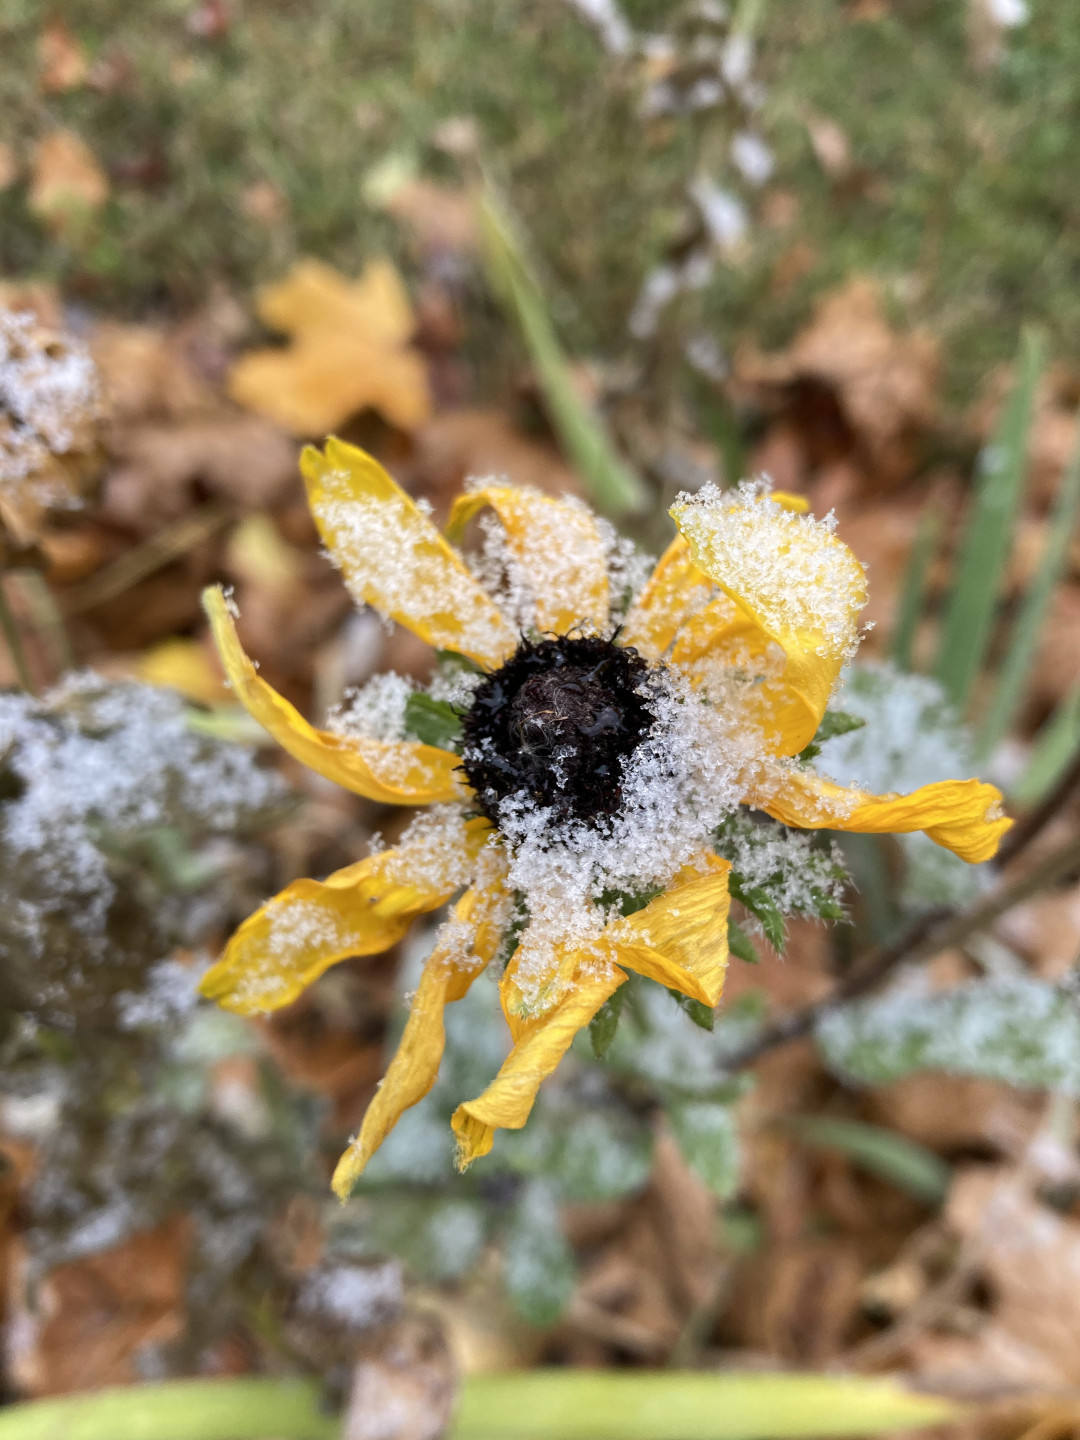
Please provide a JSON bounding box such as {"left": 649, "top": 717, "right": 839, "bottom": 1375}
{"left": 977, "top": 413, "right": 1080, "bottom": 757}
{"left": 0, "top": 1379, "right": 336, "bottom": 1440}
{"left": 935, "top": 326, "right": 1048, "bottom": 710}
{"left": 780, "top": 1116, "right": 951, "bottom": 1207}
{"left": 1012, "top": 686, "right": 1080, "bottom": 806}
{"left": 453, "top": 1372, "right": 958, "bottom": 1440}
{"left": 891, "top": 501, "right": 943, "bottom": 671}
{"left": 478, "top": 186, "right": 648, "bottom": 518}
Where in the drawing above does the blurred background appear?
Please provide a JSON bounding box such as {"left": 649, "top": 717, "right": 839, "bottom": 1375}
{"left": 2, "top": 3, "right": 1080, "bottom": 1439}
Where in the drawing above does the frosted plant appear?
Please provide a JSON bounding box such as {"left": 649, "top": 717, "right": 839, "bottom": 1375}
{"left": 0, "top": 308, "right": 103, "bottom": 546}
{"left": 198, "top": 438, "right": 1009, "bottom": 1195}
{"left": 0, "top": 674, "right": 286, "bottom": 1026}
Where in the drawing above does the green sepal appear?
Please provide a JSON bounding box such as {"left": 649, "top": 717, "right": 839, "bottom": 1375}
{"left": 728, "top": 873, "right": 786, "bottom": 953}
{"left": 403, "top": 691, "right": 464, "bottom": 750}
{"left": 590, "top": 985, "right": 628, "bottom": 1058}
{"left": 798, "top": 709, "right": 866, "bottom": 763}
{"left": 727, "top": 916, "right": 760, "bottom": 965}
{"left": 667, "top": 988, "right": 715, "bottom": 1032}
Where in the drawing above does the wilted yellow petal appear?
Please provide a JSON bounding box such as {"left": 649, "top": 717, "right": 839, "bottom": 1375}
{"left": 610, "top": 855, "right": 731, "bottom": 1006}
{"left": 671, "top": 490, "right": 867, "bottom": 755}
{"left": 332, "top": 867, "right": 510, "bottom": 1198}
{"left": 201, "top": 813, "right": 493, "bottom": 1015}
{"left": 301, "top": 439, "right": 518, "bottom": 669}
{"left": 746, "top": 760, "right": 1011, "bottom": 864}
{"left": 445, "top": 485, "right": 610, "bottom": 636}
{"left": 451, "top": 965, "right": 625, "bottom": 1167}
{"left": 228, "top": 258, "right": 431, "bottom": 436}
{"left": 204, "top": 585, "right": 464, "bottom": 804}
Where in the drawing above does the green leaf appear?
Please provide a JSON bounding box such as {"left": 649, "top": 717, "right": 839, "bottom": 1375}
{"left": 936, "top": 325, "right": 1047, "bottom": 711}
{"left": 780, "top": 1116, "right": 950, "bottom": 1207}
{"left": 817, "top": 976, "right": 1080, "bottom": 1095}
{"left": 0, "top": 1379, "right": 336, "bottom": 1440}
{"left": 727, "top": 916, "right": 760, "bottom": 964}
{"left": 978, "top": 412, "right": 1080, "bottom": 757}
{"left": 502, "top": 1179, "right": 576, "bottom": 1326}
{"left": 1013, "top": 685, "right": 1080, "bottom": 805}
{"left": 362, "top": 1193, "right": 487, "bottom": 1282}
{"left": 452, "top": 1371, "right": 958, "bottom": 1440}
{"left": 667, "top": 988, "right": 715, "bottom": 1031}
{"left": 478, "top": 187, "right": 648, "bottom": 518}
{"left": 667, "top": 1101, "right": 740, "bottom": 1196}
{"left": 728, "top": 874, "right": 785, "bottom": 952}
{"left": 590, "top": 985, "right": 627, "bottom": 1058}
{"left": 540, "top": 1109, "right": 653, "bottom": 1202}
{"left": 891, "top": 501, "right": 944, "bottom": 671}
{"left": 798, "top": 710, "right": 865, "bottom": 763}
{"left": 403, "top": 691, "right": 464, "bottom": 749}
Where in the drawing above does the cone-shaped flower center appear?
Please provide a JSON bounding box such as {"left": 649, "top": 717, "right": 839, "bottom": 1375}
{"left": 461, "top": 635, "right": 656, "bottom": 826}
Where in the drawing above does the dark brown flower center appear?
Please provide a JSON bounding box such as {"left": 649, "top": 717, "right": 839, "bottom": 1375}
{"left": 461, "top": 634, "right": 656, "bottom": 826}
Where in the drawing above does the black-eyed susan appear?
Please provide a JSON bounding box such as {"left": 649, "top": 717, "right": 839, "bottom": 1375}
{"left": 200, "top": 439, "right": 1010, "bottom": 1197}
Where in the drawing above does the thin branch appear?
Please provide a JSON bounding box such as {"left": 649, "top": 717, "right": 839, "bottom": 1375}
{"left": 59, "top": 502, "right": 231, "bottom": 616}
{"left": 724, "top": 828, "right": 1080, "bottom": 1072}
{"left": 0, "top": 574, "right": 36, "bottom": 693}
{"left": 997, "top": 743, "right": 1080, "bottom": 866}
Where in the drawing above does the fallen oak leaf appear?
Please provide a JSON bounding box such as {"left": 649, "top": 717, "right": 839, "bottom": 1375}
{"left": 229, "top": 257, "right": 431, "bottom": 436}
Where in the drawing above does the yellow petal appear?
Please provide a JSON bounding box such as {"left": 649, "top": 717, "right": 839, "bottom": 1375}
{"left": 746, "top": 760, "right": 1011, "bottom": 864}
{"left": 445, "top": 485, "right": 610, "bottom": 636}
{"left": 452, "top": 963, "right": 625, "bottom": 1168}
{"left": 201, "top": 813, "right": 493, "bottom": 1014}
{"left": 611, "top": 855, "right": 731, "bottom": 1006}
{"left": 670, "top": 489, "right": 867, "bottom": 755}
{"left": 619, "top": 534, "right": 710, "bottom": 662}
{"left": 203, "top": 586, "right": 463, "bottom": 804}
{"left": 620, "top": 494, "right": 808, "bottom": 664}
{"left": 331, "top": 868, "right": 510, "bottom": 1198}
{"left": 300, "top": 439, "right": 517, "bottom": 668}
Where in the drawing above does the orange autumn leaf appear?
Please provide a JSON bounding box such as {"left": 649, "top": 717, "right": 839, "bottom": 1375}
{"left": 228, "top": 257, "right": 431, "bottom": 436}
{"left": 37, "top": 20, "right": 89, "bottom": 93}
{"left": 29, "top": 129, "right": 109, "bottom": 233}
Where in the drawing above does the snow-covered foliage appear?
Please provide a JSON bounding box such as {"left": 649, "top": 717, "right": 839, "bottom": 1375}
{"left": 0, "top": 674, "right": 286, "bottom": 1025}
{"left": 818, "top": 975, "right": 1080, "bottom": 1095}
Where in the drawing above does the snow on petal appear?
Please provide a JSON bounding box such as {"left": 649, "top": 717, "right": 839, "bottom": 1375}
{"left": 204, "top": 585, "right": 464, "bottom": 804}
{"left": 745, "top": 759, "right": 1011, "bottom": 865}
{"left": 445, "top": 484, "right": 610, "bottom": 636}
{"left": 301, "top": 438, "right": 517, "bottom": 668}
{"left": 671, "top": 483, "right": 867, "bottom": 755}
{"left": 201, "top": 810, "right": 493, "bottom": 1014}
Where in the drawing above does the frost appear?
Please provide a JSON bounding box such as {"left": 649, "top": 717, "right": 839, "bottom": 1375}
{"left": 0, "top": 309, "right": 101, "bottom": 498}
{"left": 673, "top": 481, "right": 865, "bottom": 666}
{"left": 495, "top": 666, "right": 761, "bottom": 1008}
{"left": 329, "top": 672, "right": 413, "bottom": 743}
{"left": 818, "top": 975, "right": 1080, "bottom": 1095}
{"left": 0, "top": 674, "right": 286, "bottom": 1024}
{"left": 595, "top": 515, "right": 654, "bottom": 619}
{"left": 295, "top": 1260, "right": 404, "bottom": 1331}
{"left": 715, "top": 811, "right": 848, "bottom": 921}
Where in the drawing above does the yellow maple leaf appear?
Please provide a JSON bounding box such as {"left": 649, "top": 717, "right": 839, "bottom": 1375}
{"left": 229, "top": 257, "right": 431, "bottom": 436}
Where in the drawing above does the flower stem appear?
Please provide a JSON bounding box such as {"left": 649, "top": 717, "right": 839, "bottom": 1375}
{"left": 0, "top": 573, "right": 36, "bottom": 693}
{"left": 0, "top": 1378, "right": 337, "bottom": 1440}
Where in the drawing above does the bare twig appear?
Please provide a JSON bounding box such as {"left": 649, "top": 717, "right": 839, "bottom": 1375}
{"left": 997, "top": 745, "right": 1080, "bottom": 866}
{"left": 724, "top": 828, "right": 1080, "bottom": 1072}
{"left": 0, "top": 574, "right": 36, "bottom": 692}
{"left": 59, "top": 502, "right": 231, "bottom": 616}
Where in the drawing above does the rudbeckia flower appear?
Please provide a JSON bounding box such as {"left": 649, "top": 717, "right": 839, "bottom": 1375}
{"left": 200, "top": 438, "right": 1010, "bottom": 1197}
